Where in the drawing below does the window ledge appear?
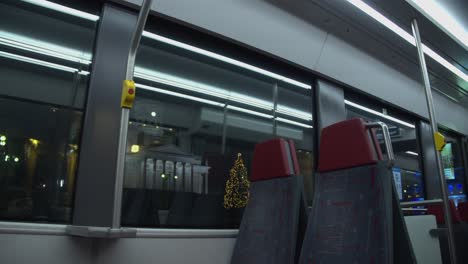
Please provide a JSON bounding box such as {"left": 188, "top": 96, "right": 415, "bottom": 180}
{"left": 0, "top": 222, "right": 238, "bottom": 238}
{"left": 66, "top": 225, "right": 137, "bottom": 238}
{"left": 136, "top": 228, "right": 238, "bottom": 238}
{"left": 0, "top": 221, "right": 67, "bottom": 236}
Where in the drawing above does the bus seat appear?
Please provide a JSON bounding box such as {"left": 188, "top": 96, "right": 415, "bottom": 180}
{"left": 458, "top": 201, "right": 468, "bottom": 222}
{"left": 299, "top": 118, "right": 416, "bottom": 264}
{"left": 230, "top": 138, "right": 305, "bottom": 264}
{"left": 427, "top": 200, "right": 461, "bottom": 224}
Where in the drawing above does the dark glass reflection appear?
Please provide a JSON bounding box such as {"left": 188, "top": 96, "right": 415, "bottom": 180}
{"left": 0, "top": 0, "right": 98, "bottom": 223}
{"left": 0, "top": 98, "right": 82, "bottom": 222}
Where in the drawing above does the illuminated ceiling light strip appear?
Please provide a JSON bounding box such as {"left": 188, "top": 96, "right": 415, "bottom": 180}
{"left": 346, "top": 0, "right": 415, "bottom": 43}
{"left": 0, "top": 34, "right": 92, "bottom": 65}
{"left": 407, "top": 0, "right": 468, "bottom": 51}
{"left": 421, "top": 45, "right": 467, "bottom": 82}
{"left": 276, "top": 117, "right": 313, "bottom": 129}
{"left": 136, "top": 83, "right": 312, "bottom": 129}
{"left": 142, "top": 31, "right": 311, "bottom": 90}
{"left": 0, "top": 51, "right": 89, "bottom": 75}
{"left": 346, "top": 0, "right": 468, "bottom": 82}
{"left": 344, "top": 99, "right": 415, "bottom": 128}
{"left": 21, "top": 0, "right": 99, "bottom": 21}
{"left": 405, "top": 151, "right": 419, "bottom": 156}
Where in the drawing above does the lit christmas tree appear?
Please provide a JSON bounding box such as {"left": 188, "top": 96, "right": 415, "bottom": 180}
{"left": 224, "top": 153, "right": 250, "bottom": 209}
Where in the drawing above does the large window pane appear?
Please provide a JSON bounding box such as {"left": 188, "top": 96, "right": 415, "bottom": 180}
{"left": 0, "top": 0, "right": 100, "bottom": 222}
{"left": 277, "top": 86, "right": 314, "bottom": 204}
{"left": 345, "top": 99, "right": 423, "bottom": 202}
{"left": 122, "top": 29, "right": 314, "bottom": 228}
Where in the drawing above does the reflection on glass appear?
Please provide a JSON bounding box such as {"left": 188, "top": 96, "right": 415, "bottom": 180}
{"left": 0, "top": 0, "right": 98, "bottom": 222}
{"left": 121, "top": 33, "right": 314, "bottom": 228}
{"left": 0, "top": 98, "right": 82, "bottom": 222}
{"left": 441, "top": 134, "right": 466, "bottom": 206}
{"left": 442, "top": 143, "right": 455, "bottom": 180}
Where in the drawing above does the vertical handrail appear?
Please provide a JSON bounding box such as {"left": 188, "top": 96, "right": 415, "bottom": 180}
{"left": 366, "top": 122, "right": 395, "bottom": 167}
{"left": 272, "top": 82, "right": 278, "bottom": 136}
{"left": 221, "top": 103, "right": 228, "bottom": 154}
{"left": 113, "top": 0, "right": 153, "bottom": 229}
{"left": 411, "top": 18, "right": 457, "bottom": 264}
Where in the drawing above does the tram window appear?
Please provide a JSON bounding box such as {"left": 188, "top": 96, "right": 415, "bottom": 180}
{"left": 345, "top": 101, "right": 424, "bottom": 202}
{"left": 277, "top": 86, "right": 314, "bottom": 205}
{"left": 121, "top": 30, "right": 314, "bottom": 228}
{"left": 0, "top": 0, "right": 100, "bottom": 223}
{"left": 440, "top": 132, "right": 466, "bottom": 206}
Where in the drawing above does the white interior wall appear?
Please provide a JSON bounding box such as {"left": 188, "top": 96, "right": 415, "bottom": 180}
{"left": 93, "top": 237, "right": 235, "bottom": 264}
{"left": 0, "top": 231, "right": 235, "bottom": 264}
{"left": 121, "top": 0, "right": 468, "bottom": 135}
{"left": 0, "top": 233, "right": 93, "bottom": 264}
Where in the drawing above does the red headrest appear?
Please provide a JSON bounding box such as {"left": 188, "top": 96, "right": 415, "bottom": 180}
{"left": 250, "top": 138, "right": 300, "bottom": 182}
{"left": 318, "top": 118, "right": 382, "bottom": 172}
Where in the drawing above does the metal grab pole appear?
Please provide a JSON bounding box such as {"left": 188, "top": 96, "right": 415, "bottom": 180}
{"left": 272, "top": 82, "right": 278, "bottom": 136}
{"left": 112, "top": 0, "right": 153, "bottom": 228}
{"left": 411, "top": 19, "right": 457, "bottom": 264}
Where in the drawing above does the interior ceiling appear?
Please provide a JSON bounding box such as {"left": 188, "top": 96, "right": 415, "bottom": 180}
{"left": 266, "top": 0, "right": 468, "bottom": 108}
{"left": 428, "top": 0, "right": 468, "bottom": 38}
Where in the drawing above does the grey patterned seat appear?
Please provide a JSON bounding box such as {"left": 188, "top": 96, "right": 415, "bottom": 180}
{"left": 231, "top": 138, "right": 306, "bottom": 264}
{"left": 299, "top": 118, "right": 416, "bottom": 264}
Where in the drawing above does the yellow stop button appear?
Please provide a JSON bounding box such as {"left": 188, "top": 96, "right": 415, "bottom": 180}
{"left": 434, "top": 132, "right": 446, "bottom": 152}
{"left": 121, "top": 80, "right": 136, "bottom": 109}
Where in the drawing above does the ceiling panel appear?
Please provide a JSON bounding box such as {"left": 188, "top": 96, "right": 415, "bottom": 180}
{"left": 266, "top": 0, "right": 468, "bottom": 107}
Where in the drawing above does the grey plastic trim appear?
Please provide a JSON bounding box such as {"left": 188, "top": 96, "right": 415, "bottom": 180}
{"left": 400, "top": 199, "right": 443, "bottom": 207}
{"left": 66, "top": 225, "right": 137, "bottom": 238}
{"left": 136, "top": 228, "right": 238, "bottom": 238}
{"left": 0, "top": 222, "right": 238, "bottom": 239}
{"left": 0, "top": 221, "right": 67, "bottom": 236}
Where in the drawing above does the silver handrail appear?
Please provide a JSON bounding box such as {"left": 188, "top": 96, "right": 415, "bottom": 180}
{"left": 400, "top": 199, "right": 443, "bottom": 208}
{"left": 125, "top": 0, "right": 152, "bottom": 80}
{"left": 412, "top": 19, "right": 457, "bottom": 264}
{"left": 366, "top": 122, "right": 395, "bottom": 167}
{"left": 113, "top": 0, "right": 153, "bottom": 229}
{"left": 402, "top": 208, "right": 427, "bottom": 212}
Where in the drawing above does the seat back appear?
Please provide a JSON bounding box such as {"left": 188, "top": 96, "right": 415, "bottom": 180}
{"left": 458, "top": 201, "right": 468, "bottom": 222}
{"left": 427, "top": 200, "right": 461, "bottom": 224}
{"left": 300, "top": 118, "right": 415, "bottom": 264}
{"left": 231, "top": 138, "right": 304, "bottom": 264}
